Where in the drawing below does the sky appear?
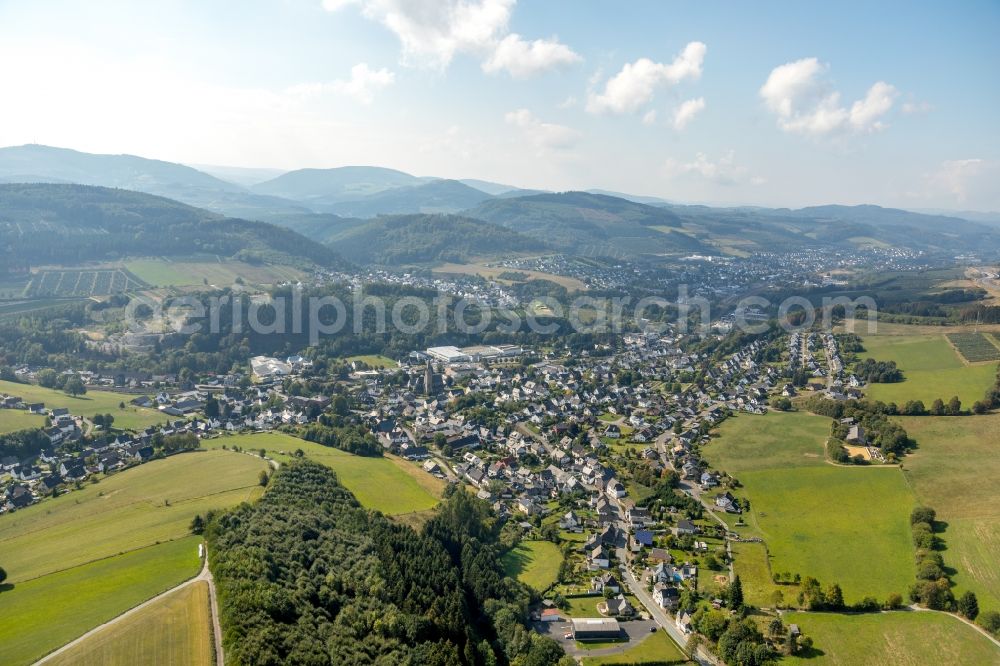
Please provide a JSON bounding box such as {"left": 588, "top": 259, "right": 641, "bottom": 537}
{"left": 1, "top": 0, "right": 998, "bottom": 210}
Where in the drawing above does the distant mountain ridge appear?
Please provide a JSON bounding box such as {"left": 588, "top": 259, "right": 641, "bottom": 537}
{"left": 0, "top": 183, "right": 344, "bottom": 269}
{"left": 318, "top": 179, "right": 493, "bottom": 217}
{"left": 0, "top": 145, "right": 311, "bottom": 219}
{"left": 252, "top": 165, "right": 425, "bottom": 203}
{"left": 1, "top": 144, "right": 998, "bottom": 262}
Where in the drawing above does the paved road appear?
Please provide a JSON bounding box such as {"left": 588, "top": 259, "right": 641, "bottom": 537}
{"left": 204, "top": 555, "right": 225, "bottom": 666}
{"left": 617, "top": 551, "right": 719, "bottom": 666}
{"left": 34, "top": 548, "right": 223, "bottom": 665}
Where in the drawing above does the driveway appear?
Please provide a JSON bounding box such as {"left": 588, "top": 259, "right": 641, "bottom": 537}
{"left": 532, "top": 617, "right": 661, "bottom": 658}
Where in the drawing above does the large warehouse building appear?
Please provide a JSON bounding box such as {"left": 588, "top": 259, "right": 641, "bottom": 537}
{"left": 570, "top": 618, "right": 622, "bottom": 641}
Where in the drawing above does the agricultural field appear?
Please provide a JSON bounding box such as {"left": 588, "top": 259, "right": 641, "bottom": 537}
{"left": 501, "top": 540, "right": 562, "bottom": 592}
{"left": 210, "top": 432, "right": 445, "bottom": 516}
{"left": 0, "top": 297, "right": 79, "bottom": 320}
{"left": 704, "top": 411, "right": 829, "bottom": 473}
{"left": 125, "top": 257, "right": 304, "bottom": 288}
{"left": 26, "top": 268, "right": 149, "bottom": 297}
{"left": 0, "top": 449, "right": 266, "bottom": 583}
{"left": 899, "top": 413, "right": 1000, "bottom": 612}
{"left": 0, "top": 379, "right": 167, "bottom": 430}
{"left": 947, "top": 331, "right": 1000, "bottom": 363}
{"left": 581, "top": 630, "right": 687, "bottom": 665}
{"left": 729, "top": 540, "right": 798, "bottom": 609}
{"left": 783, "top": 610, "right": 1000, "bottom": 665}
{"left": 0, "top": 274, "right": 30, "bottom": 298}
{"left": 861, "top": 334, "right": 997, "bottom": 406}
{"left": 344, "top": 354, "right": 398, "bottom": 369}
{"left": 706, "top": 412, "right": 916, "bottom": 602}
{"left": 0, "top": 408, "right": 45, "bottom": 434}
{"left": 0, "top": 536, "right": 202, "bottom": 666}
{"left": 433, "top": 261, "right": 587, "bottom": 292}
{"left": 45, "top": 581, "right": 212, "bottom": 666}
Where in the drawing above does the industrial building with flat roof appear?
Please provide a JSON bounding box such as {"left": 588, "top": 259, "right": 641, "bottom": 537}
{"left": 570, "top": 618, "right": 622, "bottom": 641}
{"left": 425, "top": 344, "right": 524, "bottom": 364}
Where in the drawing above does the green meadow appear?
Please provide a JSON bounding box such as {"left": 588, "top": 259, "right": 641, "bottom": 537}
{"left": 501, "top": 540, "right": 562, "bottom": 592}
{"left": 0, "top": 379, "right": 167, "bottom": 430}
{"left": 706, "top": 411, "right": 916, "bottom": 602}
{"left": 211, "top": 432, "right": 445, "bottom": 516}
{"left": 125, "top": 258, "right": 304, "bottom": 288}
{"left": 900, "top": 413, "right": 1000, "bottom": 613}
{"left": 44, "top": 580, "right": 213, "bottom": 666}
{"left": 344, "top": 354, "right": 398, "bottom": 369}
{"left": 860, "top": 334, "right": 996, "bottom": 406}
{"left": 0, "top": 408, "right": 46, "bottom": 434}
{"left": 0, "top": 537, "right": 202, "bottom": 666}
{"left": 783, "top": 610, "right": 1000, "bottom": 665}
{"left": 0, "top": 449, "right": 265, "bottom": 583}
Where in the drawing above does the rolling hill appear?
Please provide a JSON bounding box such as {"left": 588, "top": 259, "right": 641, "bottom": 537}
{"left": 2, "top": 144, "right": 997, "bottom": 260}
{"left": 659, "top": 202, "right": 1000, "bottom": 254}
{"left": 0, "top": 183, "right": 343, "bottom": 269}
{"left": 462, "top": 191, "right": 710, "bottom": 256}
{"left": 252, "top": 165, "right": 424, "bottom": 203}
{"left": 323, "top": 213, "right": 547, "bottom": 265}
{"left": 319, "top": 179, "right": 494, "bottom": 217}
{"left": 0, "top": 145, "right": 310, "bottom": 219}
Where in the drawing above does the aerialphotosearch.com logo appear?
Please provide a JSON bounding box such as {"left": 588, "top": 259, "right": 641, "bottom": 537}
{"left": 122, "top": 286, "right": 878, "bottom": 345}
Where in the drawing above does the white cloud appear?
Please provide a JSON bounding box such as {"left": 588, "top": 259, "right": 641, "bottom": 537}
{"left": 924, "top": 158, "right": 997, "bottom": 205}
{"left": 642, "top": 110, "right": 657, "bottom": 126}
{"left": 759, "top": 57, "right": 897, "bottom": 135}
{"left": 557, "top": 95, "right": 578, "bottom": 109}
{"left": 663, "top": 150, "right": 759, "bottom": 186}
{"left": 901, "top": 100, "right": 933, "bottom": 115}
{"left": 290, "top": 63, "right": 395, "bottom": 104}
{"left": 482, "top": 34, "right": 581, "bottom": 78}
{"left": 325, "top": 0, "right": 577, "bottom": 76}
{"left": 672, "top": 97, "right": 705, "bottom": 131}
{"left": 586, "top": 42, "right": 706, "bottom": 114}
{"left": 323, "top": 0, "right": 513, "bottom": 68}
{"left": 505, "top": 108, "right": 579, "bottom": 151}
{"left": 848, "top": 81, "right": 896, "bottom": 132}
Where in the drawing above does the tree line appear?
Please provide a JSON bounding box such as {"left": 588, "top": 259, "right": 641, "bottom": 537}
{"left": 205, "top": 461, "right": 573, "bottom": 666}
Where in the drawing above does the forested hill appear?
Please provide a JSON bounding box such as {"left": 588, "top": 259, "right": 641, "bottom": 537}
{"left": 0, "top": 183, "right": 344, "bottom": 268}
{"left": 206, "top": 460, "right": 570, "bottom": 665}
{"left": 323, "top": 213, "right": 548, "bottom": 265}
{"left": 462, "top": 191, "right": 711, "bottom": 256}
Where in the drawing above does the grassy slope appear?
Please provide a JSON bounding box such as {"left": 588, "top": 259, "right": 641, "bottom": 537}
{"left": 0, "top": 536, "right": 202, "bottom": 666}
{"left": 0, "top": 409, "right": 45, "bottom": 434}
{"left": 0, "top": 449, "right": 265, "bottom": 582}
{"left": 125, "top": 258, "right": 303, "bottom": 288}
{"left": 899, "top": 413, "right": 1000, "bottom": 613}
{"left": 44, "top": 580, "right": 212, "bottom": 666}
{"left": 501, "top": 540, "right": 562, "bottom": 592}
{"left": 208, "top": 432, "right": 445, "bottom": 515}
{"left": 861, "top": 334, "right": 996, "bottom": 406}
{"left": 706, "top": 412, "right": 915, "bottom": 602}
{"left": 0, "top": 379, "right": 166, "bottom": 430}
{"left": 783, "top": 610, "right": 1000, "bottom": 665}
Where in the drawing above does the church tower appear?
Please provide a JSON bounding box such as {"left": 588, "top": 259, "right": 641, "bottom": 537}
{"left": 424, "top": 360, "right": 435, "bottom": 396}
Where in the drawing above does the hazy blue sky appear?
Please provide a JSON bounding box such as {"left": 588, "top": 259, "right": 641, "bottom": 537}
{"left": 1, "top": 0, "right": 998, "bottom": 209}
